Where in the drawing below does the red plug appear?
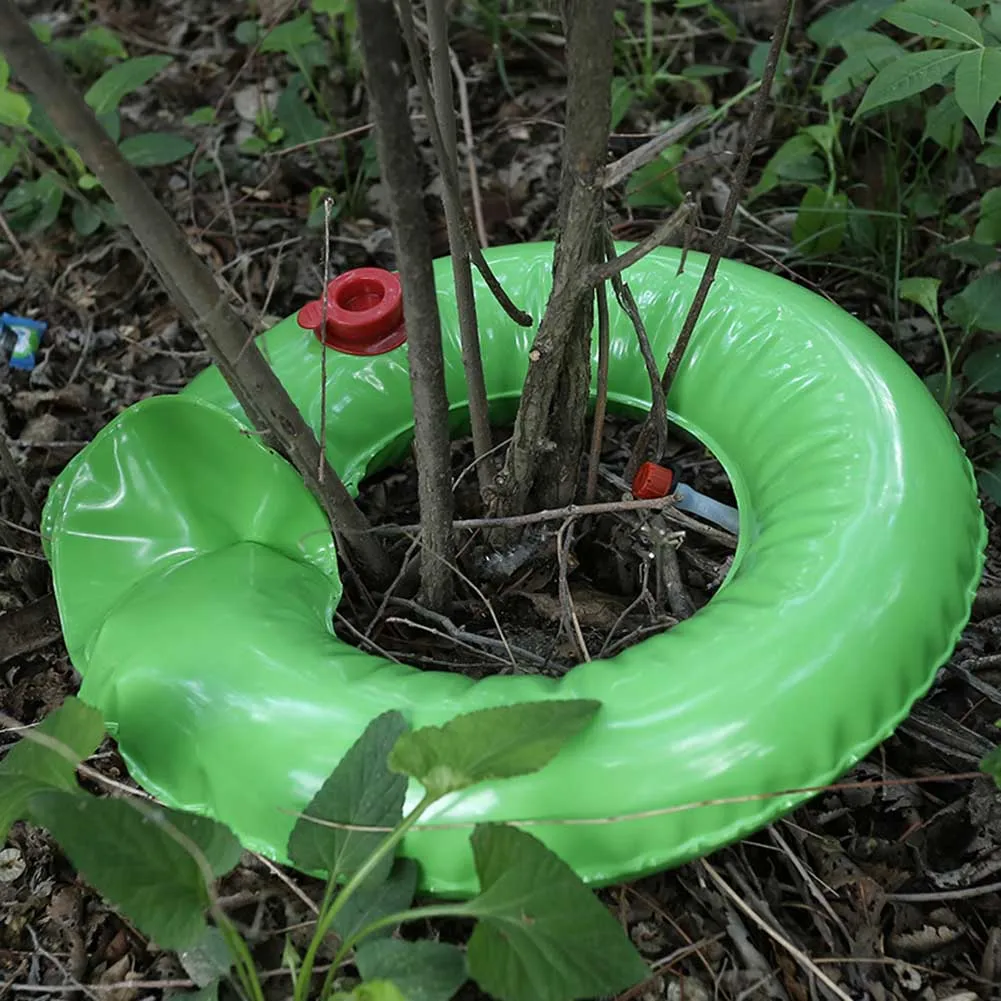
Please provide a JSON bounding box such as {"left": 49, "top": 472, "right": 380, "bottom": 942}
{"left": 297, "top": 267, "right": 407, "bottom": 356}
{"left": 632, "top": 461, "right": 674, "bottom": 499}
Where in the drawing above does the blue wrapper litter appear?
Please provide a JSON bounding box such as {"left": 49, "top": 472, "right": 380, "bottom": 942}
{"left": 0, "top": 313, "right": 46, "bottom": 371}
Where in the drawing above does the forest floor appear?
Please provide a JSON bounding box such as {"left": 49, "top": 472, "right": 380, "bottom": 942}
{"left": 2, "top": 1, "right": 1001, "bottom": 999}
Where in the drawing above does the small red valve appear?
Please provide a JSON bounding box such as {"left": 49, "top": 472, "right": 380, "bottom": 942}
{"left": 632, "top": 461, "right": 674, "bottom": 499}
{"left": 297, "top": 267, "right": 407, "bottom": 356}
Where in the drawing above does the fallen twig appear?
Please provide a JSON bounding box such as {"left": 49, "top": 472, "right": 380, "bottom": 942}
{"left": 602, "top": 108, "right": 712, "bottom": 189}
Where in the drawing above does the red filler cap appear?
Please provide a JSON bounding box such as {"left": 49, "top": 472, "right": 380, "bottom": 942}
{"left": 297, "top": 267, "right": 407, "bottom": 356}
{"left": 632, "top": 461, "right": 674, "bottom": 499}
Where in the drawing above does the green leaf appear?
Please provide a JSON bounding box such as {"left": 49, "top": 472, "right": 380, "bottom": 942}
{"left": 856, "top": 48, "right": 964, "bottom": 117}
{"left": 287, "top": 710, "right": 408, "bottom": 881}
{"left": 792, "top": 186, "right": 848, "bottom": 256}
{"left": 0, "top": 697, "right": 104, "bottom": 839}
{"left": 332, "top": 858, "right": 417, "bottom": 943}
{"left": 462, "top": 825, "right": 648, "bottom": 1001}
{"left": 978, "top": 137, "right": 1001, "bottom": 165}
{"left": 821, "top": 31, "right": 904, "bottom": 102}
{"left": 84, "top": 55, "right": 172, "bottom": 115}
{"left": 943, "top": 237, "right": 999, "bottom": 265}
{"left": 168, "top": 811, "right": 243, "bottom": 877}
{"left": 923, "top": 90, "right": 966, "bottom": 148}
{"left": 185, "top": 106, "right": 216, "bottom": 126}
{"left": 389, "top": 701, "right": 601, "bottom": 799}
{"left": 954, "top": 47, "right": 1001, "bottom": 140}
{"left": 179, "top": 927, "right": 234, "bottom": 988}
{"left": 276, "top": 78, "right": 327, "bottom": 146}
{"left": 0, "top": 89, "right": 31, "bottom": 127}
{"left": 884, "top": 0, "right": 983, "bottom": 45}
{"left": 0, "top": 143, "right": 16, "bottom": 184}
{"left": 749, "top": 133, "right": 826, "bottom": 201}
{"left": 610, "top": 77, "right": 635, "bottom": 131}
{"left": 945, "top": 272, "right": 1001, "bottom": 332}
{"left": 235, "top": 20, "right": 261, "bottom": 45}
{"left": 260, "top": 14, "right": 321, "bottom": 54}
{"left": 0, "top": 53, "right": 8, "bottom": 89}
{"left": 974, "top": 187, "right": 1001, "bottom": 244}
{"left": 29, "top": 792, "right": 212, "bottom": 951}
{"left": 356, "top": 940, "right": 467, "bottom": 1001}
{"left": 981, "top": 744, "right": 1001, "bottom": 787}
{"left": 349, "top": 982, "right": 407, "bottom": 1001}
{"left": 118, "top": 132, "right": 195, "bottom": 167}
{"left": 963, "top": 344, "right": 1001, "bottom": 392}
{"left": 899, "top": 276, "right": 941, "bottom": 318}
{"left": 979, "top": 462, "right": 1001, "bottom": 505}
{"left": 809, "top": 0, "right": 896, "bottom": 47}
{"left": 72, "top": 200, "right": 104, "bottom": 236}
{"left": 625, "top": 147, "right": 684, "bottom": 208}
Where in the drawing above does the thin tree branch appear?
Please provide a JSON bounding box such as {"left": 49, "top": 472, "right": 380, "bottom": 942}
{"left": 584, "top": 281, "right": 609, "bottom": 503}
{"left": 397, "top": 1, "right": 532, "bottom": 328}
{"left": 449, "top": 46, "right": 489, "bottom": 248}
{"left": 629, "top": 0, "right": 794, "bottom": 470}
{"left": 357, "top": 0, "right": 455, "bottom": 610}
{"left": 602, "top": 108, "right": 711, "bottom": 189}
{"left": 424, "top": 0, "right": 496, "bottom": 494}
{"left": 588, "top": 195, "right": 694, "bottom": 285}
{"left": 0, "top": 0, "right": 392, "bottom": 582}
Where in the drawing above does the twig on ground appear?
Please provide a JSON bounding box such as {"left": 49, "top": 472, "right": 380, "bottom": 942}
{"left": 883, "top": 879, "right": 1001, "bottom": 902}
{"left": 585, "top": 281, "right": 610, "bottom": 503}
{"left": 424, "top": 0, "right": 496, "bottom": 494}
{"left": 397, "top": 0, "right": 532, "bottom": 328}
{"left": 357, "top": 0, "right": 456, "bottom": 610}
{"left": 589, "top": 197, "right": 695, "bottom": 285}
{"left": 0, "top": 208, "right": 26, "bottom": 263}
{"left": 557, "top": 518, "right": 590, "bottom": 662}
{"left": 372, "top": 494, "right": 682, "bottom": 535}
{"left": 602, "top": 108, "right": 712, "bottom": 189}
{"left": 0, "top": 430, "right": 39, "bottom": 521}
{"left": 629, "top": 0, "right": 795, "bottom": 471}
{"left": 386, "top": 614, "right": 513, "bottom": 667}
{"left": 0, "top": 0, "right": 392, "bottom": 582}
{"left": 655, "top": 522, "right": 695, "bottom": 620}
{"left": 700, "top": 860, "right": 854, "bottom": 1001}
{"left": 449, "top": 46, "right": 488, "bottom": 248}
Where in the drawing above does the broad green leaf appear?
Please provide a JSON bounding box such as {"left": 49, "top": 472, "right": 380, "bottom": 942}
{"left": 982, "top": 744, "right": 1001, "bottom": 788}
{"left": 625, "top": 147, "right": 685, "bottom": 209}
{"left": 185, "top": 106, "right": 216, "bottom": 126}
{"left": 276, "top": 78, "right": 327, "bottom": 146}
{"left": 974, "top": 186, "right": 1001, "bottom": 244}
{"left": 954, "top": 47, "right": 1001, "bottom": 140}
{"left": 943, "top": 237, "right": 999, "bottom": 265}
{"left": 332, "top": 858, "right": 418, "bottom": 943}
{"left": 389, "top": 700, "right": 601, "bottom": 799}
{"left": 944, "top": 272, "right": 1001, "bottom": 332}
{"left": 0, "top": 89, "right": 31, "bottom": 127}
{"left": 350, "top": 982, "right": 407, "bottom": 1001}
{"left": 118, "top": 132, "right": 195, "bottom": 167}
{"left": 793, "top": 186, "right": 848, "bottom": 256}
{"left": 72, "top": 200, "right": 104, "bottom": 236}
{"left": 856, "top": 49, "right": 964, "bottom": 117}
{"left": 287, "top": 711, "right": 408, "bottom": 882}
{"left": 979, "top": 462, "right": 1001, "bottom": 505}
{"left": 610, "top": 77, "right": 635, "bottom": 131}
{"left": 28, "top": 173, "right": 64, "bottom": 234}
{"left": 749, "top": 133, "right": 826, "bottom": 201}
{"left": 235, "top": 20, "right": 260, "bottom": 45}
{"left": 0, "top": 696, "right": 104, "bottom": 838}
{"left": 0, "top": 143, "right": 16, "bottom": 184}
{"left": 260, "top": 14, "right": 321, "bottom": 54}
{"left": 809, "top": 0, "right": 896, "bottom": 47}
{"left": 29, "top": 792, "right": 211, "bottom": 951}
{"left": 356, "top": 939, "right": 467, "bottom": 1001}
{"left": 923, "top": 91, "right": 966, "bottom": 148}
{"left": 963, "top": 344, "right": 1001, "bottom": 392}
{"left": 978, "top": 138, "right": 1001, "bottom": 165}
{"left": 168, "top": 811, "right": 243, "bottom": 877}
{"left": 899, "top": 276, "right": 941, "bottom": 318}
{"left": 0, "top": 54, "right": 8, "bottom": 88}
{"left": 821, "top": 31, "right": 904, "bottom": 102}
{"left": 462, "top": 825, "right": 648, "bottom": 1001}
{"left": 179, "top": 927, "right": 233, "bottom": 988}
{"left": 85, "top": 55, "right": 172, "bottom": 115}
{"left": 884, "top": 0, "right": 983, "bottom": 45}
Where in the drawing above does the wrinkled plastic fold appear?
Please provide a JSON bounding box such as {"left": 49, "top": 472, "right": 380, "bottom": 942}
{"left": 42, "top": 244, "right": 985, "bottom": 897}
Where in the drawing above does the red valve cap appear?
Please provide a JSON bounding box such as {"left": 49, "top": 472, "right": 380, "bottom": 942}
{"left": 632, "top": 461, "right": 674, "bottom": 499}
{"left": 297, "top": 267, "right": 407, "bottom": 356}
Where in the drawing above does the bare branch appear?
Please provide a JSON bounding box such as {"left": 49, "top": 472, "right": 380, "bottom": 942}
{"left": 423, "top": 0, "right": 496, "bottom": 494}
{"left": 396, "top": 1, "right": 532, "bottom": 328}
{"left": 602, "top": 108, "right": 711, "bottom": 189}
{"left": 588, "top": 196, "right": 695, "bottom": 285}
{"left": 356, "top": 0, "right": 455, "bottom": 610}
{"left": 0, "top": 0, "right": 392, "bottom": 581}
{"left": 449, "top": 46, "right": 489, "bottom": 249}
{"left": 584, "top": 282, "right": 609, "bottom": 504}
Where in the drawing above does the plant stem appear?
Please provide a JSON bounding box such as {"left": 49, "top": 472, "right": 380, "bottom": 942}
{"left": 0, "top": 0, "right": 392, "bottom": 583}
{"left": 298, "top": 793, "right": 436, "bottom": 1001}
{"left": 356, "top": 0, "right": 455, "bottom": 611}
{"left": 628, "top": 0, "right": 795, "bottom": 471}
{"left": 585, "top": 282, "right": 609, "bottom": 503}
{"left": 425, "top": 0, "right": 497, "bottom": 495}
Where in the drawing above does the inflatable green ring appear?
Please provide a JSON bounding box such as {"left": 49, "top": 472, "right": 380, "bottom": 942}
{"left": 41, "top": 244, "right": 985, "bottom": 897}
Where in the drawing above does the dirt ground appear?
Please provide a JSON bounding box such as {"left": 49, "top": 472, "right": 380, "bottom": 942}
{"left": 2, "top": 1, "right": 1001, "bottom": 998}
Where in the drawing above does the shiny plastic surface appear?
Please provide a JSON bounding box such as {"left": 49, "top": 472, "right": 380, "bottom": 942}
{"left": 42, "top": 244, "right": 986, "bottom": 897}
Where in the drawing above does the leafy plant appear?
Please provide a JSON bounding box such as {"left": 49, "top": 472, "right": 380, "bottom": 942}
{"left": 2, "top": 696, "right": 648, "bottom": 1001}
